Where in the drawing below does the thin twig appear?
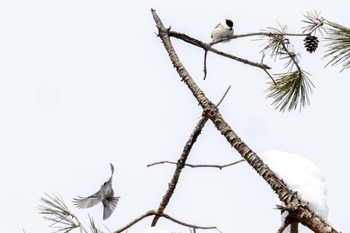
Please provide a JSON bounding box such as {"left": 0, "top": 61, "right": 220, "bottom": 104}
{"left": 260, "top": 53, "right": 276, "bottom": 84}
{"left": 147, "top": 159, "right": 245, "bottom": 169}
{"left": 161, "top": 213, "right": 218, "bottom": 230}
{"left": 203, "top": 45, "right": 209, "bottom": 80}
{"left": 263, "top": 68, "right": 276, "bottom": 84}
{"left": 217, "top": 85, "right": 231, "bottom": 107}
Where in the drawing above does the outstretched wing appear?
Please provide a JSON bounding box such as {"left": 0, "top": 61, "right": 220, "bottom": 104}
{"left": 73, "top": 193, "right": 100, "bottom": 209}
{"left": 102, "top": 196, "right": 120, "bottom": 220}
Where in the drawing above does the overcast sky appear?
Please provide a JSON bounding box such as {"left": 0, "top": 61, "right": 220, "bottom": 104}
{"left": 0, "top": 0, "right": 349, "bottom": 232}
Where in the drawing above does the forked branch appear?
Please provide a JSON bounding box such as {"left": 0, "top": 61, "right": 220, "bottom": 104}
{"left": 151, "top": 8, "right": 338, "bottom": 233}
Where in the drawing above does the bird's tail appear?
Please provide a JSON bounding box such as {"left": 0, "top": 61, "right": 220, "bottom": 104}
{"left": 102, "top": 196, "right": 120, "bottom": 220}
{"left": 110, "top": 163, "right": 114, "bottom": 176}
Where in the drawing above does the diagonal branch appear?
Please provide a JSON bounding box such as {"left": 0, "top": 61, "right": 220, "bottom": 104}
{"left": 114, "top": 210, "right": 155, "bottom": 233}
{"left": 169, "top": 31, "right": 271, "bottom": 70}
{"left": 151, "top": 8, "right": 339, "bottom": 233}
{"left": 277, "top": 221, "right": 290, "bottom": 233}
{"left": 151, "top": 114, "right": 209, "bottom": 226}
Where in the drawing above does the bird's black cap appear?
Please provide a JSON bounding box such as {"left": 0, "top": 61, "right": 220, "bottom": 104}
{"left": 225, "top": 19, "right": 233, "bottom": 28}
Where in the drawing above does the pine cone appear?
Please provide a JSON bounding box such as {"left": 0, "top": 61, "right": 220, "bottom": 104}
{"left": 304, "top": 35, "right": 319, "bottom": 53}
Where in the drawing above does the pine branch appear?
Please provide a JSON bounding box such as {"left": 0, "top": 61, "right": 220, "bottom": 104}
{"left": 89, "top": 216, "right": 105, "bottom": 233}
{"left": 39, "top": 193, "right": 85, "bottom": 233}
{"left": 260, "top": 24, "right": 314, "bottom": 112}
{"left": 260, "top": 24, "right": 290, "bottom": 61}
{"left": 323, "top": 19, "right": 350, "bottom": 72}
{"left": 266, "top": 71, "right": 314, "bottom": 112}
{"left": 302, "top": 11, "right": 325, "bottom": 35}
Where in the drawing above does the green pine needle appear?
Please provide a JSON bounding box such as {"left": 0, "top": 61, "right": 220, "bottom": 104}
{"left": 323, "top": 20, "right": 350, "bottom": 72}
{"left": 39, "top": 193, "right": 83, "bottom": 233}
{"left": 266, "top": 70, "right": 314, "bottom": 112}
{"left": 260, "top": 24, "right": 289, "bottom": 61}
{"left": 302, "top": 11, "right": 325, "bottom": 35}
{"left": 89, "top": 216, "right": 105, "bottom": 233}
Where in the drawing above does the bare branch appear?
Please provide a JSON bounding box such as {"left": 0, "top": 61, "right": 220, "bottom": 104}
{"left": 114, "top": 210, "right": 218, "bottom": 233}
{"left": 203, "top": 47, "right": 209, "bottom": 80}
{"left": 276, "top": 221, "right": 290, "bottom": 233}
{"left": 168, "top": 31, "right": 271, "bottom": 71}
{"left": 147, "top": 159, "right": 245, "bottom": 169}
{"left": 114, "top": 210, "right": 156, "bottom": 233}
{"left": 151, "top": 115, "right": 209, "bottom": 226}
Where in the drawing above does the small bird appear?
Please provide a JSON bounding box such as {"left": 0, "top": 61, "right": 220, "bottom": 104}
{"left": 211, "top": 19, "right": 234, "bottom": 42}
{"left": 73, "top": 163, "right": 120, "bottom": 220}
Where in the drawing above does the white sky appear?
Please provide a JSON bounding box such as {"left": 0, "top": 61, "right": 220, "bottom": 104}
{"left": 0, "top": 0, "right": 349, "bottom": 232}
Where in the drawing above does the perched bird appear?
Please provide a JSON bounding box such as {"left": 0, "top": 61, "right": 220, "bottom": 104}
{"left": 73, "top": 163, "right": 120, "bottom": 220}
{"left": 211, "top": 19, "right": 234, "bottom": 42}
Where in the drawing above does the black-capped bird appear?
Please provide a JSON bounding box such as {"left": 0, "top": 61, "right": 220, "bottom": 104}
{"left": 211, "top": 19, "right": 234, "bottom": 42}
{"left": 73, "top": 163, "right": 120, "bottom": 220}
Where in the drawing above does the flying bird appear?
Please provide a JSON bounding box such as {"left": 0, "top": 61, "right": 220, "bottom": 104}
{"left": 73, "top": 163, "right": 120, "bottom": 220}
{"left": 211, "top": 19, "right": 234, "bottom": 42}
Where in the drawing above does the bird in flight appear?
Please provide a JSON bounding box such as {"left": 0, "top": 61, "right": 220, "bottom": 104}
{"left": 73, "top": 163, "right": 120, "bottom": 220}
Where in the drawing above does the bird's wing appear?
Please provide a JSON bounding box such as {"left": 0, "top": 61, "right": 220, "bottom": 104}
{"left": 211, "top": 23, "right": 221, "bottom": 38}
{"left": 102, "top": 196, "right": 120, "bottom": 220}
{"left": 73, "top": 193, "right": 100, "bottom": 209}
